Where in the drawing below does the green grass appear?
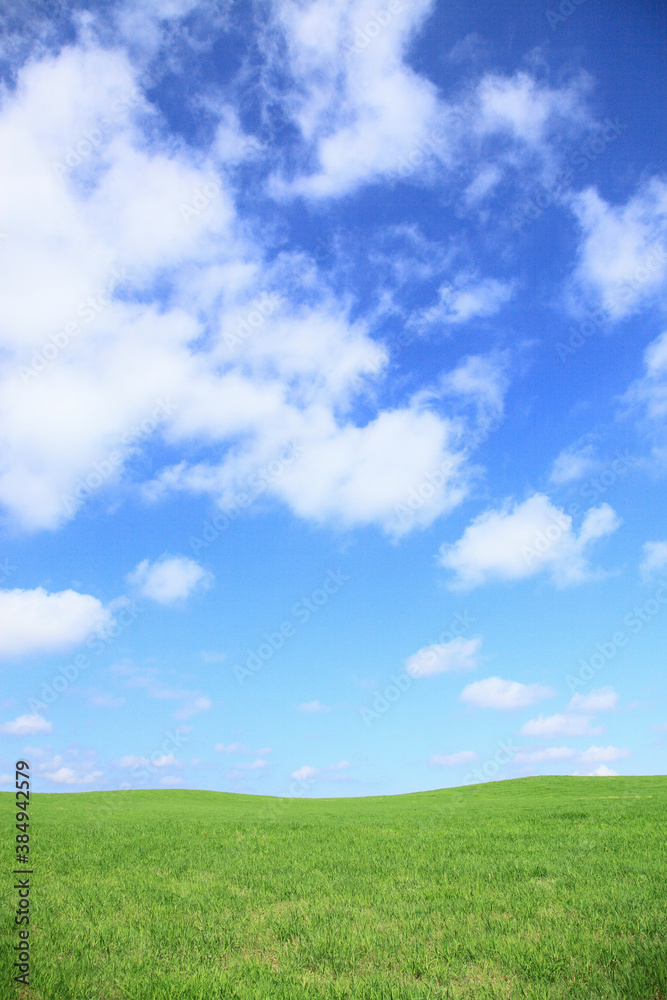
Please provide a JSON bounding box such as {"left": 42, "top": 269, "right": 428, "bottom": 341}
{"left": 2, "top": 776, "right": 666, "bottom": 999}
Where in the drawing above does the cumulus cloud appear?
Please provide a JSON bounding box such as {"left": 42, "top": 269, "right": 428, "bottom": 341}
{"left": 269, "top": 0, "right": 441, "bottom": 198}
{"left": 459, "top": 676, "right": 555, "bottom": 710}
{"left": 0, "top": 38, "right": 470, "bottom": 543}
{"left": 566, "top": 686, "right": 618, "bottom": 713}
{"left": 429, "top": 750, "right": 478, "bottom": 766}
{"left": 405, "top": 636, "right": 481, "bottom": 678}
{"left": 36, "top": 748, "right": 103, "bottom": 785}
{"left": 269, "top": 6, "right": 593, "bottom": 201}
{"left": 640, "top": 540, "right": 667, "bottom": 580}
{"left": 411, "top": 275, "right": 514, "bottom": 328}
{"left": 234, "top": 758, "right": 267, "bottom": 771}
{"left": 549, "top": 442, "right": 599, "bottom": 484}
{"left": 439, "top": 352, "right": 510, "bottom": 430}
{"left": 569, "top": 178, "right": 667, "bottom": 320}
{"left": 42, "top": 766, "right": 104, "bottom": 784}
{"left": 579, "top": 745, "right": 630, "bottom": 764}
{"left": 173, "top": 695, "right": 212, "bottom": 720}
{"left": 620, "top": 331, "right": 667, "bottom": 466}
{"left": 520, "top": 713, "right": 603, "bottom": 737}
{"left": 0, "top": 586, "right": 111, "bottom": 658}
{"left": 289, "top": 759, "right": 350, "bottom": 782}
{"left": 580, "top": 764, "right": 618, "bottom": 777}
{"left": 119, "top": 752, "right": 176, "bottom": 768}
{"left": 127, "top": 555, "right": 212, "bottom": 603}
{"left": 439, "top": 493, "right": 620, "bottom": 589}
{"left": 119, "top": 754, "right": 150, "bottom": 768}
{"left": 295, "top": 700, "right": 332, "bottom": 712}
{"left": 290, "top": 764, "right": 318, "bottom": 781}
{"left": 0, "top": 712, "right": 52, "bottom": 735}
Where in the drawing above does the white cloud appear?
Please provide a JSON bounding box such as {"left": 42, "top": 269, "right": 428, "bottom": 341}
{"left": 214, "top": 742, "right": 249, "bottom": 753}
{"left": 640, "top": 540, "right": 667, "bottom": 580}
{"left": 235, "top": 758, "right": 267, "bottom": 771}
{"left": 160, "top": 775, "right": 184, "bottom": 785}
{"left": 36, "top": 748, "right": 104, "bottom": 785}
{"left": 0, "top": 36, "right": 502, "bottom": 546}
{"left": 405, "top": 636, "right": 481, "bottom": 678}
{"left": 269, "top": 0, "right": 441, "bottom": 198}
{"left": 566, "top": 686, "right": 618, "bottom": 713}
{"left": 114, "top": 665, "right": 211, "bottom": 720}
{"left": 264, "top": 403, "right": 470, "bottom": 537}
{"left": 0, "top": 712, "right": 52, "bottom": 735}
{"left": 173, "top": 695, "right": 212, "bottom": 720}
{"left": 119, "top": 752, "right": 176, "bottom": 768}
{"left": 579, "top": 745, "right": 630, "bottom": 764}
{"left": 88, "top": 694, "right": 125, "bottom": 708}
{"left": 152, "top": 753, "right": 177, "bottom": 767}
{"left": 269, "top": 9, "right": 592, "bottom": 201}
{"left": 475, "top": 70, "right": 591, "bottom": 146}
{"left": 290, "top": 764, "right": 318, "bottom": 781}
{"left": 0, "top": 586, "right": 111, "bottom": 658}
{"left": 127, "top": 555, "right": 212, "bottom": 603}
{"left": 623, "top": 329, "right": 667, "bottom": 422}
{"left": 549, "top": 442, "right": 598, "bottom": 485}
{"left": 42, "top": 766, "right": 104, "bottom": 784}
{"left": 119, "top": 755, "right": 149, "bottom": 768}
{"left": 439, "top": 493, "right": 620, "bottom": 589}
{"left": 429, "top": 750, "right": 478, "bottom": 766}
{"left": 329, "top": 759, "right": 350, "bottom": 770}
{"left": 295, "top": 700, "right": 332, "bottom": 712}
{"left": 520, "top": 714, "right": 603, "bottom": 737}
{"left": 459, "top": 676, "right": 555, "bottom": 710}
{"left": 439, "top": 353, "right": 509, "bottom": 427}
{"left": 581, "top": 764, "right": 618, "bottom": 777}
{"left": 513, "top": 746, "right": 576, "bottom": 764}
{"left": 569, "top": 178, "right": 667, "bottom": 320}
{"left": 412, "top": 275, "right": 514, "bottom": 328}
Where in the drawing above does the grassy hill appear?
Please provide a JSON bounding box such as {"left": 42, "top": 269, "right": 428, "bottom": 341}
{"left": 2, "top": 776, "right": 665, "bottom": 999}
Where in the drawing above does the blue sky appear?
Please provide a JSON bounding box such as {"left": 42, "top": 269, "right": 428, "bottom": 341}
{"left": 0, "top": 0, "right": 665, "bottom": 797}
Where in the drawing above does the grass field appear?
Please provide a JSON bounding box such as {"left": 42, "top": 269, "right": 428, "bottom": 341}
{"left": 2, "top": 776, "right": 666, "bottom": 999}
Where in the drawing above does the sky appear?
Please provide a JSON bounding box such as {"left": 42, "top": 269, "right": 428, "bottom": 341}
{"left": 0, "top": 0, "right": 665, "bottom": 798}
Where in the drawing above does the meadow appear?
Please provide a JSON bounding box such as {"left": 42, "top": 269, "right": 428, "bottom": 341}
{"left": 2, "top": 776, "right": 665, "bottom": 999}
